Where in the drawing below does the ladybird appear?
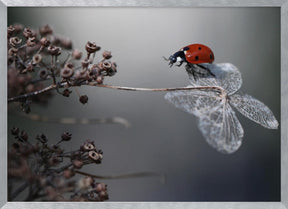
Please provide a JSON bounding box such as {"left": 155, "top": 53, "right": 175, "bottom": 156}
{"left": 165, "top": 43, "right": 215, "bottom": 78}
{"left": 167, "top": 44, "right": 214, "bottom": 67}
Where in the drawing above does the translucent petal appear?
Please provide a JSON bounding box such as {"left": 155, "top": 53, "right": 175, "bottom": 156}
{"left": 164, "top": 90, "right": 220, "bottom": 117}
{"left": 165, "top": 91, "right": 244, "bottom": 154}
{"left": 188, "top": 63, "right": 242, "bottom": 95}
{"left": 198, "top": 103, "right": 243, "bottom": 154}
{"left": 229, "top": 93, "right": 279, "bottom": 129}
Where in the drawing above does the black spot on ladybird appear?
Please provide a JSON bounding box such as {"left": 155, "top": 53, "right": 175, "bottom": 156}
{"left": 183, "top": 47, "right": 189, "bottom": 51}
{"left": 198, "top": 47, "right": 202, "bottom": 50}
{"left": 210, "top": 54, "right": 213, "bottom": 59}
{"left": 195, "top": 56, "right": 199, "bottom": 60}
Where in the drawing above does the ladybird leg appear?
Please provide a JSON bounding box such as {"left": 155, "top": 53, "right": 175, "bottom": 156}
{"left": 207, "top": 68, "right": 215, "bottom": 77}
{"left": 197, "top": 64, "right": 215, "bottom": 77}
{"left": 191, "top": 70, "right": 199, "bottom": 81}
{"left": 185, "top": 64, "right": 198, "bottom": 81}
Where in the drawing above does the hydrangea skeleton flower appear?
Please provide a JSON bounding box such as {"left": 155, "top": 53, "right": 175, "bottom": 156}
{"left": 165, "top": 63, "right": 278, "bottom": 154}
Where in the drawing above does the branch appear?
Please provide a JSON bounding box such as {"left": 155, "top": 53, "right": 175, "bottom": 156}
{"left": 8, "top": 84, "right": 57, "bottom": 103}
{"left": 75, "top": 170, "right": 165, "bottom": 183}
{"left": 8, "top": 81, "right": 224, "bottom": 103}
{"left": 9, "top": 181, "right": 29, "bottom": 201}
{"left": 19, "top": 113, "right": 131, "bottom": 128}
{"left": 92, "top": 83, "right": 224, "bottom": 94}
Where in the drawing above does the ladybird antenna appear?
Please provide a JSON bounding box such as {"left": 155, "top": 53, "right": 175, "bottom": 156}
{"left": 162, "top": 56, "right": 174, "bottom": 67}
{"left": 162, "top": 56, "right": 169, "bottom": 61}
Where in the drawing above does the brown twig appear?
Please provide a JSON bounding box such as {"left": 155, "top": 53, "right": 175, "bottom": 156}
{"left": 75, "top": 170, "right": 165, "bottom": 182}
{"left": 8, "top": 82, "right": 224, "bottom": 103}
{"left": 92, "top": 83, "right": 224, "bottom": 93}
{"left": 8, "top": 84, "right": 57, "bottom": 103}
{"left": 17, "top": 112, "right": 131, "bottom": 128}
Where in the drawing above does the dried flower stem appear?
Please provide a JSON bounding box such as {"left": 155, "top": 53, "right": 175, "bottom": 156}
{"left": 8, "top": 84, "right": 57, "bottom": 103}
{"left": 8, "top": 82, "right": 224, "bottom": 103}
{"left": 75, "top": 170, "right": 164, "bottom": 181}
{"left": 10, "top": 182, "right": 29, "bottom": 200}
{"left": 50, "top": 56, "right": 57, "bottom": 85}
{"left": 93, "top": 83, "right": 224, "bottom": 93}
{"left": 13, "top": 112, "right": 131, "bottom": 128}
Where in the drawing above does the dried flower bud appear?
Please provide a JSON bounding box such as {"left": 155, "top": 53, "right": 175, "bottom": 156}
{"left": 36, "top": 133, "right": 48, "bottom": 143}
{"left": 77, "top": 176, "right": 94, "bottom": 190}
{"left": 99, "top": 191, "right": 109, "bottom": 201}
{"left": 108, "top": 62, "right": 117, "bottom": 76}
{"left": 63, "top": 169, "right": 75, "bottom": 179}
{"left": 105, "top": 63, "right": 116, "bottom": 77}
{"left": 23, "top": 27, "right": 35, "bottom": 38}
{"left": 81, "top": 59, "right": 90, "bottom": 69}
{"left": 26, "top": 37, "right": 36, "bottom": 47}
{"left": 90, "top": 64, "right": 100, "bottom": 73}
{"left": 73, "top": 159, "right": 83, "bottom": 169}
{"left": 99, "top": 61, "right": 116, "bottom": 76}
{"left": 107, "top": 68, "right": 116, "bottom": 77}
{"left": 60, "top": 38, "right": 72, "bottom": 49}
{"left": 79, "top": 95, "right": 88, "bottom": 104}
{"left": 13, "top": 23, "right": 24, "bottom": 34}
{"left": 62, "top": 88, "right": 72, "bottom": 97}
{"left": 24, "top": 64, "right": 34, "bottom": 73}
{"left": 48, "top": 45, "right": 61, "bottom": 56}
{"left": 8, "top": 47, "right": 18, "bottom": 56}
{"left": 32, "top": 54, "right": 42, "bottom": 64}
{"left": 52, "top": 144, "right": 59, "bottom": 150}
{"left": 86, "top": 65, "right": 98, "bottom": 80}
{"left": 102, "top": 61, "right": 112, "bottom": 71}
{"left": 40, "top": 37, "right": 50, "bottom": 47}
{"left": 88, "top": 150, "right": 100, "bottom": 161}
{"left": 7, "top": 25, "right": 15, "bottom": 37}
{"left": 85, "top": 41, "right": 100, "bottom": 53}
{"left": 75, "top": 70, "right": 89, "bottom": 80}
{"left": 65, "top": 63, "right": 74, "bottom": 69}
{"left": 96, "top": 75, "right": 104, "bottom": 84}
{"left": 60, "top": 66, "right": 74, "bottom": 79}
{"left": 48, "top": 157, "right": 61, "bottom": 166}
{"left": 81, "top": 141, "right": 95, "bottom": 151}
{"left": 102, "top": 50, "right": 112, "bottom": 59}
{"left": 61, "top": 131, "right": 72, "bottom": 141}
{"left": 20, "top": 130, "right": 28, "bottom": 141}
{"left": 99, "top": 153, "right": 103, "bottom": 160}
{"left": 11, "top": 127, "right": 20, "bottom": 135}
{"left": 39, "top": 69, "right": 48, "bottom": 79}
{"left": 9, "top": 37, "right": 22, "bottom": 47}
{"left": 112, "top": 62, "right": 117, "bottom": 71}
{"left": 72, "top": 49, "right": 82, "bottom": 60}
{"left": 95, "top": 183, "right": 107, "bottom": 192}
{"left": 39, "top": 24, "right": 53, "bottom": 36}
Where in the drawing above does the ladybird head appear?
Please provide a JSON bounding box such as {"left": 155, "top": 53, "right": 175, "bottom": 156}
{"left": 164, "top": 50, "right": 185, "bottom": 67}
{"left": 168, "top": 54, "right": 177, "bottom": 67}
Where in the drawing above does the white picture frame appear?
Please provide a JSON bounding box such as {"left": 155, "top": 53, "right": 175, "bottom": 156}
{"left": 1, "top": 0, "right": 287, "bottom": 208}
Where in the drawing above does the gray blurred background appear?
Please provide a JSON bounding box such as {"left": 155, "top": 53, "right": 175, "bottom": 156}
{"left": 8, "top": 7, "right": 280, "bottom": 201}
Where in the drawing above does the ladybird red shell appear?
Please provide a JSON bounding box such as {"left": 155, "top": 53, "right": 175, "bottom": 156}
{"left": 181, "top": 44, "right": 214, "bottom": 64}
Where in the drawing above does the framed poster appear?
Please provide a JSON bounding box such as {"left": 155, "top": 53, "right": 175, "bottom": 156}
{"left": 1, "top": 0, "right": 287, "bottom": 208}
